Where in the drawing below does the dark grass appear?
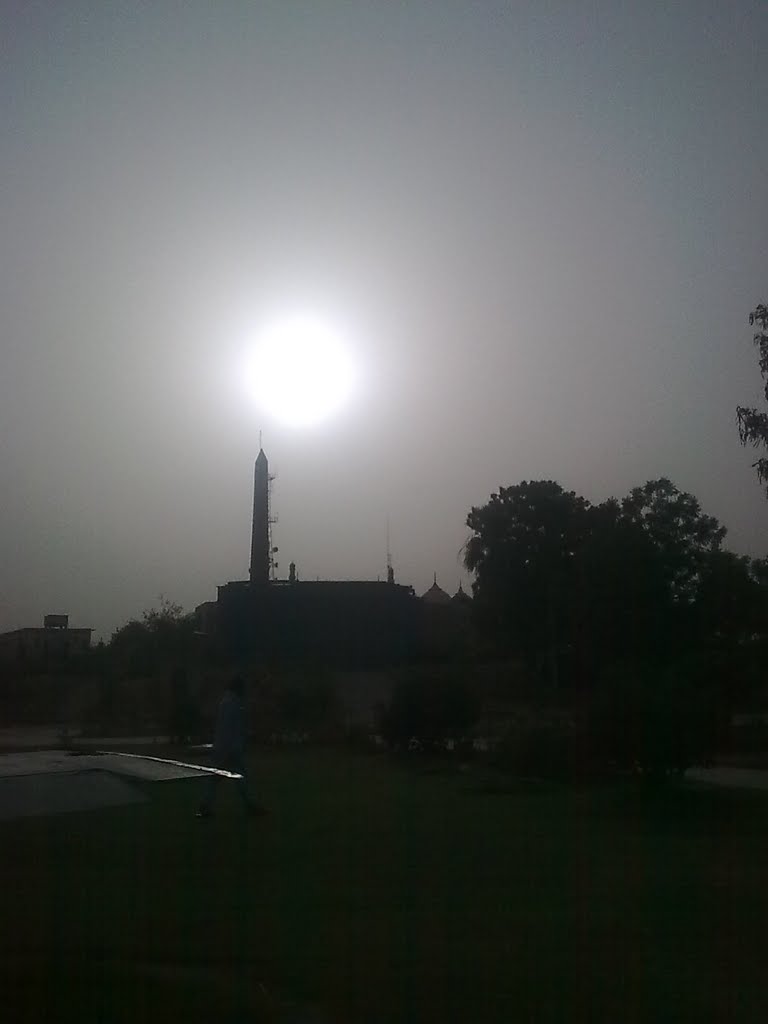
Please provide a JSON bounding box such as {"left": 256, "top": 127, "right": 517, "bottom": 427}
{"left": 2, "top": 749, "right": 768, "bottom": 1022}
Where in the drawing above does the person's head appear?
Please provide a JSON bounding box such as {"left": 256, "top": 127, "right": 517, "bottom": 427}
{"left": 227, "top": 675, "right": 245, "bottom": 698}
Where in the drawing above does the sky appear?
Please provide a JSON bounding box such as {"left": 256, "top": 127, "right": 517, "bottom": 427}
{"left": 1, "top": 0, "right": 767, "bottom": 639}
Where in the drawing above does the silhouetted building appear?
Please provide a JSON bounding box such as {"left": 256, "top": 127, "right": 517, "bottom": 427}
{"left": 196, "top": 451, "right": 479, "bottom": 666}
{"left": 421, "top": 574, "right": 452, "bottom": 606}
{"left": 216, "top": 578, "right": 418, "bottom": 667}
{"left": 194, "top": 600, "right": 218, "bottom": 636}
{"left": 419, "top": 576, "right": 475, "bottom": 660}
{"left": 452, "top": 581, "right": 472, "bottom": 606}
{"left": 0, "top": 615, "right": 92, "bottom": 664}
{"left": 194, "top": 448, "right": 419, "bottom": 667}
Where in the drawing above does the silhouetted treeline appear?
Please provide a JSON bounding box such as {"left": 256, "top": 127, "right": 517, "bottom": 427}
{"left": 737, "top": 303, "right": 768, "bottom": 496}
{"left": 465, "top": 477, "right": 765, "bottom": 686}
{"left": 464, "top": 476, "right": 767, "bottom": 770}
{"left": 3, "top": 475, "right": 766, "bottom": 778}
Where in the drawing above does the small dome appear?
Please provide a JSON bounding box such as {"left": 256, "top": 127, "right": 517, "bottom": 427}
{"left": 452, "top": 581, "right": 472, "bottom": 603}
{"left": 421, "top": 574, "right": 452, "bottom": 605}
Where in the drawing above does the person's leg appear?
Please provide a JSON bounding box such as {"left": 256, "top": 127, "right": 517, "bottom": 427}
{"left": 231, "top": 753, "right": 267, "bottom": 815}
{"left": 230, "top": 753, "right": 250, "bottom": 808}
{"left": 198, "top": 761, "right": 220, "bottom": 816}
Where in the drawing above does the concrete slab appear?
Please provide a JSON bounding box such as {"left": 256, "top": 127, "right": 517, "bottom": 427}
{"left": 0, "top": 749, "right": 245, "bottom": 821}
{"left": 74, "top": 735, "right": 172, "bottom": 747}
{"left": 0, "top": 750, "right": 212, "bottom": 782}
{"left": 0, "top": 771, "right": 146, "bottom": 820}
{"left": 95, "top": 751, "right": 235, "bottom": 781}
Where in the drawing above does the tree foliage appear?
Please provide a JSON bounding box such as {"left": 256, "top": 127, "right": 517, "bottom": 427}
{"left": 465, "top": 481, "right": 591, "bottom": 684}
{"left": 620, "top": 478, "right": 725, "bottom": 602}
{"left": 108, "top": 598, "right": 196, "bottom": 675}
{"left": 465, "top": 477, "right": 759, "bottom": 696}
{"left": 572, "top": 498, "right": 668, "bottom": 673}
{"left": 737, "top": 303, "right": 768, "bottom": 495}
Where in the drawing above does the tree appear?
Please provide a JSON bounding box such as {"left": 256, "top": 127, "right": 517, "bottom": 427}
{"left": 108, "top": 598, "right": 196, "bottom": 675}
{"left": 691, "top": 552, "right": 768, "bottom": 714}
{"left": 620, "top": 478, "right": 725, "bottom": 605}
{"left": 572, "top": 498, "right": 669, "bottom": 678}
{"left": 465, "top": 477, "right": 730, "bottom": 686}
{"left": 694, "top": 550, "right": 762, "bottom": 646}
{"left": 465, "top": 481, "right": 591, "bottom": 686}
{"left": 737, "top": 304, "right": 768, "bottom": 496}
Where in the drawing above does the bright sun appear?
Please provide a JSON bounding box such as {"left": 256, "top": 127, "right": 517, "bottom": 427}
{"left": 246, "top": 315, "right": 357, "bottom": 428}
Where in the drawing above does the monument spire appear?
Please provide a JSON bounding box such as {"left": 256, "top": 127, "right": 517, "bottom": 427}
{"left": 249, "top": 446, "right": 270, "bottom": 584}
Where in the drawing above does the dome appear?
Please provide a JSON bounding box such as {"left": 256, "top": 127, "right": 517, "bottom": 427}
{"left": 421, "top": 574, "right": 452, "bottom": 605}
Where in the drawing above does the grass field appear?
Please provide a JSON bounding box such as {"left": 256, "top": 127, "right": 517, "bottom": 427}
{"left": 2, "top": 748, "right": 768, "bottom": 1023}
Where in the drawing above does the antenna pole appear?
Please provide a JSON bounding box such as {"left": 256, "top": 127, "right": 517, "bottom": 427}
{"left": 386, "top": 515, "right": 394, "bottom": 584}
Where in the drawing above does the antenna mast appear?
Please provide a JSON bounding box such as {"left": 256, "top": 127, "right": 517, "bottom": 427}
{"left": 268, "top": 468, "right": 278, "bottom": 580}
{"left": 386, "top": 515, "right": 394, "bottom": 584}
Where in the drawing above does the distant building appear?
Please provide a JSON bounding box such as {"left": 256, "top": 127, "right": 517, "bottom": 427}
{"left": 421, "top": 574, "right": 453, "bottom": 606}
{"left": 215, "top": 577, "right": 418, "bottom": 668}
{"left": 419, "top": 575, "right": 474, "bottom": 659}
{"left": 194, "top": 600, "right": 218, "bottom": 636}
{"left": 195, "top": 450, "right": 478, "bottom": 667}
{"left": 0, "top": 615, "right": 92, "bottom": 664}
{"left": 194, "top": 447, "right": 419, "bottom": 667}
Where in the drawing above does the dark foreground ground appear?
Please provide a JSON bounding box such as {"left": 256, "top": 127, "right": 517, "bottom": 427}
{"left": 1, "top": 748, "right": 767, "bottom": 1023}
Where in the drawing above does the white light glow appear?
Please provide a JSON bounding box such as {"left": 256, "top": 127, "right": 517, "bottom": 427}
{"left": 245, "top": 314, "right": 357, "bottom": 428}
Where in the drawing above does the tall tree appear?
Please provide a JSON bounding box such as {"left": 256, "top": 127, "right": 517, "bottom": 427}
{"left": 693, "top": 550, "right": 762, "bottom": 648}
{"left": 573, "top": 498, "right": 669, "bottom": 676}
{"left": 620, "top": 478, "right": 726, "bottom": 604}
{"left": 465, "top": 481, "right": 591, "bottom": 685}
{"left": 466, "top": 478, "right": 731, "bottom": 687}
{"left": 737, "top": 303, "right": 768, "bottom": 496}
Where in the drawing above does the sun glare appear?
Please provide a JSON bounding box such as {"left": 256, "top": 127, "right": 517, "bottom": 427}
{"left": 246, "top": 315, "right": 357, "bottom": 428}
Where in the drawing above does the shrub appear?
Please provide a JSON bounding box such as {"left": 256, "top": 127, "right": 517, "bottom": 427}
{"left": 380, "top": 668, "right": 481, "bottom": 751}
{"left": 491, "top": 719, "right": 588, "bottom": 780}
{"left": 589, "top": 659, "right": 721, "bottom": 780}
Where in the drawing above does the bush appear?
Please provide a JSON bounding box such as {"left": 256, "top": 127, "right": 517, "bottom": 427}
{"left": 344, "top": 723, "right": 383, "bottom": 753}
{"left": 589, "top": 659, "right": 721, "bottom": 780}
{"left": 0, "top": 674, "right": 70, "bottom": 726}
{"left": 380, "top": 668, "right": 481, "bottom": 751}
{"left": 491, "top": 719, "right": 588, "bottom": 780}
{"left": 242, "top": 669, "right": 340, "bottom": 742}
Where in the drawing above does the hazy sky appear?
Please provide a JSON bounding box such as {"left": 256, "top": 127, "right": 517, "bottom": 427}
{"left": 2, "top": 0, "right": 767, "bottom": 638}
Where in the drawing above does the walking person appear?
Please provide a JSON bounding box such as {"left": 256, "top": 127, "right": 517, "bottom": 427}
{"left": 197, "top": 676, "right": 266, "bottom": 818}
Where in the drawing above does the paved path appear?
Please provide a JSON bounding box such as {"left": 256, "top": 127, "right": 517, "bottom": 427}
{"left": 687, "top": 766, "right": 768, "bottom": 791}
{"left": 0, "top": 727, "right": 60, "bottom": 750}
